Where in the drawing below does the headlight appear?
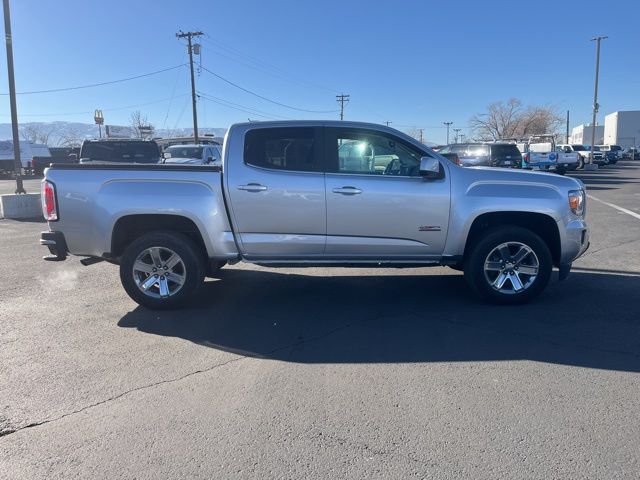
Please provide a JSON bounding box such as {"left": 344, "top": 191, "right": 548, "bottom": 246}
{"left": 568, "top": 189, "right": 585, "bottom": 216}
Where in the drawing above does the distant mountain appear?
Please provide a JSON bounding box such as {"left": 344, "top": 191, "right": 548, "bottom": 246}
{"left": 0, "top": 121, "right": 228, "bottom": 146}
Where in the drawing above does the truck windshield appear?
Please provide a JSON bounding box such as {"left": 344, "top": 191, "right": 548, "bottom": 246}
{"left": 572, "top": 145, "right": 587, "bottom": 151}
{"left": 81, "top": 141, "right": 160, "bottom": 163}
{"left": 165, "top": 146, "right": 203, "bottom": 159}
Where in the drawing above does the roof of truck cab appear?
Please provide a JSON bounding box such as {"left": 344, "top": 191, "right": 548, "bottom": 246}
{"left": 232, "top": 120, "right": 398, "bottom": 129}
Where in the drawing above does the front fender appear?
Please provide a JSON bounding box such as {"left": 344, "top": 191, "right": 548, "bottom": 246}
{"left": 443, "top": 176, "right": 566, "bottom": 257}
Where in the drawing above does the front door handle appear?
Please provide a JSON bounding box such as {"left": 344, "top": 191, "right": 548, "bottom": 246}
{"left": 332, "top": 186, "right": 362, "bottom": 195}
{"left": 238, "top": 183, "right": 268, "bottom": 192}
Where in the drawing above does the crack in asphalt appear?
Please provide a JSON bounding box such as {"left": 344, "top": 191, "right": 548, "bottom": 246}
{"left": 2, "top": 304, "right": 637, "bottom": 440}
{"left": 0, "top": 319, "right": 360, "bottom": 440}
{"left": 310, "top": 430, "right": 435, "bottom": 469}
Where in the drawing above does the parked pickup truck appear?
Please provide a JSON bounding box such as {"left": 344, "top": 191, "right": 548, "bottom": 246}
{"left": 40, "top": 121, "right": 589, "bottom": 308}
{"left": 556, "top": 144, "right": 605, "bottom": 168}
{"left": 523, "top": 135, "right": 580, "bottom": 173}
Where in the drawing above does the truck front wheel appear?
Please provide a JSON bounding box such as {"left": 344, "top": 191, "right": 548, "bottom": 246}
{"left": 464, "top": 226, "right": 552, "bottom": 304}
{"left": 120, "top": 231, "right": 205, "bottom": 309}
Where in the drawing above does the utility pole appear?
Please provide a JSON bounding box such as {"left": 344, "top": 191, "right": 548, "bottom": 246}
{"left": 453, "top": 128, "right": 462, "bottom": 144}
{"left": 176, "top": 30, "right": 203, "bottom": 144}
{"left": 418, "top": 128, "right": 424, "bottom": 144}
{"left": 336, "top": 94, "right": 350, "bottom": 121}
{"left": 443, "top": 122, "right": 453, "bottom": 144}
{"left": 385, "top": 121, "right": 392, "bottom": 126}
{"left": 587, "top": 35, "right": 607, "bottom": 170}
{"left": 3, "top": 0, "right": 25, "bottom": 194}
{"left": 565, "top": 110, "right": 570, "bottom": 143}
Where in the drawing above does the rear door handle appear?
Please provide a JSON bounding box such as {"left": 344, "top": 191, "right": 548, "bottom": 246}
{"left": 238, "top": 183, "right": 268, "bottom": 192}
{"left": 332, "top": 186, "right": 362, "bottom": 195}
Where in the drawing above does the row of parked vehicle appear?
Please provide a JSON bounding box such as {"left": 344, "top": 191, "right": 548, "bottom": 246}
{"left": 0, "top": 136, "right": 225, "bottom": 177}
{"left": 433, "top": 136, "right": 637, "bottom": 174}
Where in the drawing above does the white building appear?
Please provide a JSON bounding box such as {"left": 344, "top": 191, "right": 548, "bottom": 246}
{"left": 604, "top": 111, "right": 640, "bottom": 148}
{"left": 570, "top": 124, "right": 604, "bottom": 146}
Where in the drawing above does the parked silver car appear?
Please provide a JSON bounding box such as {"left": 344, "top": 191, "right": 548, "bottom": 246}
{"left": 40, "top": 121, "right": 589, "bottom": 309}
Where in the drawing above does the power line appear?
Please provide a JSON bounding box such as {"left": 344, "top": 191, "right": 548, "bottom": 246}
{"left": 0, "top": 64, "right": 186, "bottom": 96}
{"left": 198, "top": 91, "right": 290, "bottom": 120}
{"left": 0, "top": 94, "right": 190, "bottom": 117}
{"left": 200, "top": 35, "right": 339, "bottom": 94}
{"left": 200, "top": 65, "right": 338, "bottom": 113}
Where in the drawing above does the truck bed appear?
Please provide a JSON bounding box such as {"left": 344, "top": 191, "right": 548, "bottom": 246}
{"left": 43, "top": 163, "right": 238, "bottom": 261}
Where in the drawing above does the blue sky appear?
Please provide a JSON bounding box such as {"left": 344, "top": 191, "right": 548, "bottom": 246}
{"left": 2, "top": 0, "right": 639, "bottom": 143}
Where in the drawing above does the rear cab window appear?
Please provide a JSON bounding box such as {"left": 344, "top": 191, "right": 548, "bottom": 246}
{"left": 80, "top": 141, "right": 160, "bottom": 164}
{"left": 491, "top": 144, "right": 522, "bottom": 158}
{"left": 451, "top": 144, "right": 489, "bottom": 158}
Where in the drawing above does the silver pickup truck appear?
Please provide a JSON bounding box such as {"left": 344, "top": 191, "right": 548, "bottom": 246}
{"left": 40, "top": 121, "right": 589, "bottom": 308}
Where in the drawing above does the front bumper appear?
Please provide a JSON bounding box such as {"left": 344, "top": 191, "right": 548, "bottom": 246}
{"left": 40, "top": 231, "right": 68, "bottom": 261}
{"left": 560, "top": 218, "right": 590, "bottom": 264}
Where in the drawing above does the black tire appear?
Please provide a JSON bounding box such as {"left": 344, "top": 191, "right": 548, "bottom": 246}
{"left": 556, "top": 167, "right": 566, "bottom": 175}
{"left": 463, "top": 226, "right": 552, "bottom": 305}
{"left": 120, "top": 231, "right": 205, "bottom": 309}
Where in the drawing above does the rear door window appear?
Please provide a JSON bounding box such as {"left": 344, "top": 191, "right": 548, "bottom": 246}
{"left": 244, "top": 127, "right": 321, "bottom": 172}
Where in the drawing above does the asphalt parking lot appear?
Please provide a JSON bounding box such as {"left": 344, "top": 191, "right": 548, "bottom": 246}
{"left": 1, "top": 163, "right": 639, "bottom": 479}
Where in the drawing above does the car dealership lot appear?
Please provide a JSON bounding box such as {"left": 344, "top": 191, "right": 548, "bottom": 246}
{"left": 1, "top": 163, "right": 639, "bottom": 479}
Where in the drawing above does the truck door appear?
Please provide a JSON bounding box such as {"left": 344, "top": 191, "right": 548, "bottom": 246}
{"left": 324, "top": 127, "right": 450, "bottom": 259}
{"left": 225, "top": 126, "right": 326, "bottom": 259}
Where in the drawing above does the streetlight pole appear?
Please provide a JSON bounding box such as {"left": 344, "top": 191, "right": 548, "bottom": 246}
{"left": 587, "top": 35, "right": 607, "bottom": 170}
{"left": 2, "top": 0, "right": 25, "bottom": 194}
{"left": 443, "top": 122, "right": 453, "bottom": 144}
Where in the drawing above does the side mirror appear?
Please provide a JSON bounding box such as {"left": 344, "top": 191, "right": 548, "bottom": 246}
{"left": 68, "top": 153, "right": 78, "bottom": 162}
{"left": 419, "top": 156, "right": 440, "bottom": 177}
{"left": 163, "top": 152, "right": 172, "bottom": 159}
{"left": 207, "top": 156, "right": 214, "bottom": 163}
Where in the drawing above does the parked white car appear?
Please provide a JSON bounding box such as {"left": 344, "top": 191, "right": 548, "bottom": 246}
{"left": 162, "top": 144, "right": 222, "bottom": 166}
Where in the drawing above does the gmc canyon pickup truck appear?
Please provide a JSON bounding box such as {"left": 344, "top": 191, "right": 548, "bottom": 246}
{"left": 40, "top": 121, "right": 589, "bottom": 309}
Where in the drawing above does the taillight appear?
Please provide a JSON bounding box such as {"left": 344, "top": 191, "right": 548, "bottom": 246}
{"left": 523, "top": 153, "right": 530, "bottom": 164}
{"left": 41, "top": 180, "right": 58, "bottom": 221}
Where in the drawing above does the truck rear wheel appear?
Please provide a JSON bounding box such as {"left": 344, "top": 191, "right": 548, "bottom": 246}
{"left": 120, "top": 231, "right": 205, "bottom": 309}
{"left": 463, "top": 226, "right": 552, "bottom": 305}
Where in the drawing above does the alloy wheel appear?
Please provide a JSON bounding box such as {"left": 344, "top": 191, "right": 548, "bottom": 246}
{"left": 483, "top": 242, "right": 539, "bottom": 295}
{"left": 132, "top": 246, "right": 186, "bottom": 298}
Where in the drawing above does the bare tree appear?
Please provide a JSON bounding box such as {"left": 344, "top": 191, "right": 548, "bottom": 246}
{"left": 20, "top": 123, "right": 58, "bottom": 145}
{"left": 130, "top": 110, "right": 154, "bottom": 139}
{"left": 404, "top": 128, "right": 423, "bottom": 142}
{"left": 470, "top": 98, "right": 563, "bottom": 141}
{"left": 56, "top": 125, "right": 84, "bottom": 147}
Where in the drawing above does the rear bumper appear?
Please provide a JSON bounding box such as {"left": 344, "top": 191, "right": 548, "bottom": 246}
{"left": 40, "top": 231, "right": 68, "bottom": 261}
